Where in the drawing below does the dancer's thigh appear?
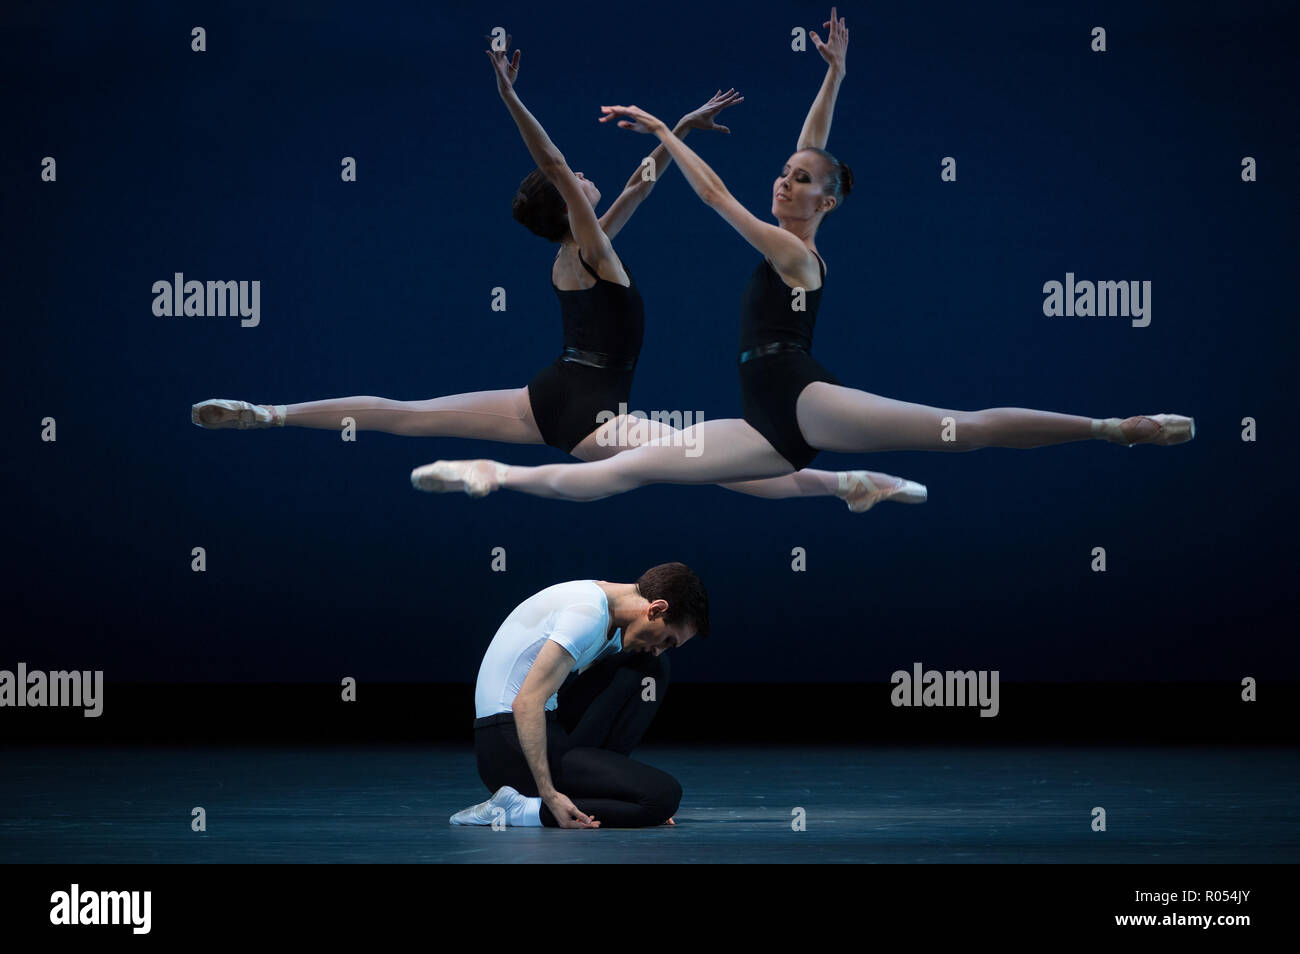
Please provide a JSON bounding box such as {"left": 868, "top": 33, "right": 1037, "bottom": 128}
{"left": 570, "top": 414, "right": 683, "bottom": 462}
{"left": 407, "top": 386, "right": 543, "bottom": 443}
{"left": 796, "top": 381, "right": 976, "bottom": 454}
{"left": 577, "top": 418, "right": 793, "bottom": 484}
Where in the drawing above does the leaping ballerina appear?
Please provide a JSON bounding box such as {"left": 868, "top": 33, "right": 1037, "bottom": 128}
{"left": 191, "top": 32, "right": 927, "bottom": 514}
{"left": 411, "top": 9, "right": 1193, "bottom": 504}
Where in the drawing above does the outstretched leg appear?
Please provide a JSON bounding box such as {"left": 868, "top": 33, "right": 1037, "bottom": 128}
{"left": 195, "top": 388, "right": 546, "bottom": 444}
{"left": 284, "top": 388, "right": 544, "bottom": 442}
{"left": 416, "top": 384, "right": 1192, "bottom": 503}
{"left": 568, "top": 412, "right": 923, "bottom": 510}
{"left": 416, "top": 418, "right": 794, "bottom": 502}
{"left": 795, "top": 382, "right": 1192, "bottom": 452}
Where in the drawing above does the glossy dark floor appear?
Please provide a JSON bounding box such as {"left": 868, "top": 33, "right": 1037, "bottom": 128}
{"left": 3, "top": 745, "right": 1295, "bottom": 863}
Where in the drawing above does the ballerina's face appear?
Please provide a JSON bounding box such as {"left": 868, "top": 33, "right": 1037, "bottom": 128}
{"left": 772, "top": 150, "right": 835, "bottom": 221}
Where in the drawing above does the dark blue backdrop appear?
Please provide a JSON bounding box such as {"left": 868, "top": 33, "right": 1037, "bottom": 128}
{"left": 4, "top": 0, "right": 1296, "bottom": 683}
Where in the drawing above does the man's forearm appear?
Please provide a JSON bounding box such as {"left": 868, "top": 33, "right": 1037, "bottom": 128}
{"left": 797, "top": 66, "right": 844, "bottom": 151}
{"left": 512, "top": 700, "right": 557, "bottom": 797}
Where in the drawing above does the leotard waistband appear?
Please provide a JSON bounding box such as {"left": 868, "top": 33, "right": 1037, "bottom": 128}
{"left": 738, "top": 341, "right": 810, "bottom": 364}
{"left": 561, "top": 346, "right": 637, "bottom": 370}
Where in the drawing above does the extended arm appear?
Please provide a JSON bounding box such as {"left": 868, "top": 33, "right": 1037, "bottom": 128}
{"left": 797, "top": 7, "right": 849, "bottom": 150}
{"left": 598, "top": 89, "right": 744, "bottom": 241}
{"left": 487, "top": 38, "right": 608, "bottom": 255}
{"left": 601, "top": 105, "right": 811, "bottom": 276}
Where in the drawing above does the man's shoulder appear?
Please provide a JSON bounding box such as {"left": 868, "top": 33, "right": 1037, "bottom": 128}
{"left": 533, "top": 579, "right": 604, "bottom": 609}
{"left": 538, "top": 582, "right": 609, "bottom": 647}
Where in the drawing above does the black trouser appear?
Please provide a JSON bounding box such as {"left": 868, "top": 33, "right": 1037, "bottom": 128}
{"left": 474, "top": 652, "right": 681, "bottom": 828}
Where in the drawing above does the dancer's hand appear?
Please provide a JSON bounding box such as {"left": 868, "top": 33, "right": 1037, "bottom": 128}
{"left": 810, "top": 7, "right": 849, "bottom": 74}
{"left": 679, "top": 88, "right": 745, "bottom": 134}
{"left": 598, "top": 104, "right": 666, "bottom": 135}
{"left": 484, "top": 34, "right": 521, "bottom": 95}
{"left": 545, "top": 792, "right": 600, "bottom": 829}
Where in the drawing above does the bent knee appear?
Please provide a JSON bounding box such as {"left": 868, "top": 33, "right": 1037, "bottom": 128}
{"left": 646, "top": 771, "right": 682, "bottom": 823}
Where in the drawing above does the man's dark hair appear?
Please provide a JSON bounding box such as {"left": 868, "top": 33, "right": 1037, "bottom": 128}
{"left": 636, "top": 562, "right": 710, "bottom": 639}
{"left": 511, "top": 168, "right": 569, "bottom": 242}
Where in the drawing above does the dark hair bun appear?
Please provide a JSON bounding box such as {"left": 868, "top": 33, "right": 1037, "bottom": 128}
{"left": 838, "top": 161, "right": 854, "bottom": 198}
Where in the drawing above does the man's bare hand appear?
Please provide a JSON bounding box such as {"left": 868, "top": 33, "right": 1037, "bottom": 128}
{"left": 545, "top": 792, "right": 600, "bottom": 829}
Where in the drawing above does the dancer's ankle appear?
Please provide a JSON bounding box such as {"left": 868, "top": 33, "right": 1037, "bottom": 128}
{"left": 1091, "top": 416, "right": 1159, "bottom": 445}
{"left": 1091, "top": 418, "right": 1122, "bottom": 443}
{"left": 838, "top": 470, "right": 900, "bottom": 495}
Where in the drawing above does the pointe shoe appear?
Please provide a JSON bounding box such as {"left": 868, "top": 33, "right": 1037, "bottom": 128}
{"left": 192, "top": 399, "right": 286, "bottom": 429}
{"left": 1094, "top": 414, "right": 1195, "bottom": 447}
{"left": 411, "top": 459, "right": 508, "bottom": 498}
{"left": 839, "top": 471, "right": 928, "bottom": 513}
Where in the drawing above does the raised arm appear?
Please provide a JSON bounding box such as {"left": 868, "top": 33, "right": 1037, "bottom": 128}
{"left": 797, "top": 7, "right": 849, "bottom": 150}
{"left": 511, "top": 639, "right": 597, "bottom": 829}
{"left": 601, "top": 104, "right": 812, "bottom": 278}
{"left": 486, "top": 36, "right": 608, "bottom": 257}
{"left": 597, "top": 89, "right": 744, "bottom": 241}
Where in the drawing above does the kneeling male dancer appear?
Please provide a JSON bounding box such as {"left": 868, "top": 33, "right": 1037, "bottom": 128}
{"left": 451, "top": 562, "right": 708, "bottom": 828}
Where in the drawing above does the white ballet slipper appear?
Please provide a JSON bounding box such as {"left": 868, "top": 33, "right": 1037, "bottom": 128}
{"left": 1093, "top": 414, "right": 1195, "bottom": 447}
{"left": 839, "top": 471, "right": 928, "bottom": 513}
{"left": 411, "top": 459, "right": 508, "bottom": 497}
{"left": 192, "top": 399, "right": 286, "bottom": 429}
{"left": 449, "top": 786, "right": 523, "bottom": 826}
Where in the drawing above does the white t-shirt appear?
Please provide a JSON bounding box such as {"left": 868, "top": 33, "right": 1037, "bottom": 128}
{"left": 474, "top": 580, "right": 624, "bottom": 718}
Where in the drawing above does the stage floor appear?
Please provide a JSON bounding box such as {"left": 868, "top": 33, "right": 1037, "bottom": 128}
{"left": 3, "top": 745, "right": 1295, "bottom": 863}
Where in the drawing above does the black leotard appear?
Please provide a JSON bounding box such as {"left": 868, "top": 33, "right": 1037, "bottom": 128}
{"left": 737, "top": 253, "right": 840, "bottom": 470}
{"left": 527, "top": 249, "right": 644, "bottom": 453}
